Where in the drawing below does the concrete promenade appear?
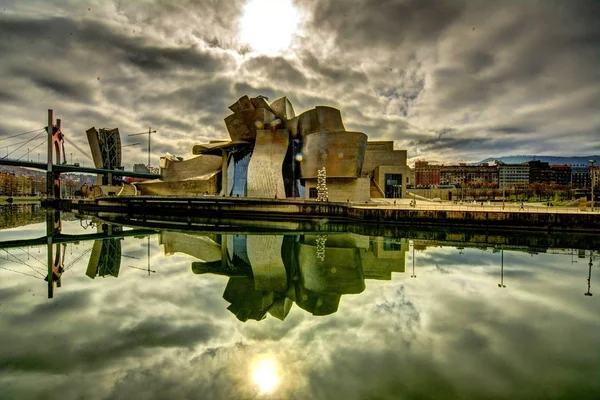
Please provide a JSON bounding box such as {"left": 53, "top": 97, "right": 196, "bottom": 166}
{"left": 359, "top": 198, "right": 600, "bottom": 215}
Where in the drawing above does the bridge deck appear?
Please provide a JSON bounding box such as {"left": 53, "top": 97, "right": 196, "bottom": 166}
{"left": 0, "top": 159, "right": 160, "bottom": 179}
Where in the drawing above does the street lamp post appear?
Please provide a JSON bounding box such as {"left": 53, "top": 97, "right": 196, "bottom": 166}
{"left": 590, "top": 160, "right": 596, "bottom": 212}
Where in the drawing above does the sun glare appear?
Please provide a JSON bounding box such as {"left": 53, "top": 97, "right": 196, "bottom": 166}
{"left": 252, "top": 359, "right": 280, "bottom": 394}
{"left": 239, "top": 0, "right": 300, "bottom": 55}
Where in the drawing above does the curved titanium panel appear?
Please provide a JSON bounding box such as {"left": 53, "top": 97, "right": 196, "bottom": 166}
{"left": 247, "top": 235, "right": 287, "bottom": 292}
{"left": 297, "top": 243, "right": 365, "bottom": 295}
{"left": 159, "top": 231, "right": 222, "bottom": 263}
{"left": 270, "top": 97, "right": 296, "bottom": 120}
{"left": 296, "top": 106, "right": 345, "bottom": 137}
{"left": 300, "top": 131, "right": 367, "bottom": 178}
{"left": 160, "top": 154, "right": 222, "bottom": 182}
{"left": 246, "top": 129, "right": 289, "bottom": 199}
{"left": 224, "top": 108, "right": 277, "bottom": 142}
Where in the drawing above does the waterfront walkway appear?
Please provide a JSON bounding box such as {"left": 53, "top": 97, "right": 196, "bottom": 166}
{"left": 361, "top": 198, "right": 599, "bottom": 215}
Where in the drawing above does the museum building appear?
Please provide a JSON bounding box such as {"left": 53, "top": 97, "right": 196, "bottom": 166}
{"left": 134, "top": 95, "right": 410, "bottom": 202}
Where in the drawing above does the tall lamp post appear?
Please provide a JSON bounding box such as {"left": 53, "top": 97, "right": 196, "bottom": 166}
{"left": 590, "top": 160, "right": 596, "bottom": 212}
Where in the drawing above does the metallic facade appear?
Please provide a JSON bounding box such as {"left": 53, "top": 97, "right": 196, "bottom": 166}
{"left": 246, "top": 129, "right": 289, "bottom": 198}
{"left": 300, "top": 131, "right": 367, "bottom": 178}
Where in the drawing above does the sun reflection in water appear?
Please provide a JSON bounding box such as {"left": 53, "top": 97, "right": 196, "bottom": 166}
{"left": 252, "top": 358, "right": 279, "bottom": 394}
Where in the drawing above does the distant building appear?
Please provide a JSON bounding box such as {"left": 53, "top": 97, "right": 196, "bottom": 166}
{"left": 440, "top": 163, "right": 498, "bottom": 187}
{"left": 0, "top": 172, "right": 44, "bottom": 196}
{"left": 414, "top": 161, "right": 441, "bottom": 187}
{"left": 133, "top": 163, "right": 150, "bottom": 173}
{"left": 571, "top": 164, "right": 590, "bottom": 188}
{"left": 591, "top": 165, "right": 600, "bottom": 188}
{"left": 550, "top": 164, "right": 571, "bottom": 186}
{"left": 528, "top": 160, "right": 552, "bottom": 184}
{"left": 498, "top": 163, "right": 530, "bottom": 188}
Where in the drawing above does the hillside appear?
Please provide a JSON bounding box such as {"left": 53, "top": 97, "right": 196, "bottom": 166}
{"left": 477, "top": 155, "right": 600, "bottom": 166}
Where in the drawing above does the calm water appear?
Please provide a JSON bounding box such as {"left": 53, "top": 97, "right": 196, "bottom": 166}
{"left": 0, "top": 206, "right": 598, "bottom": 399}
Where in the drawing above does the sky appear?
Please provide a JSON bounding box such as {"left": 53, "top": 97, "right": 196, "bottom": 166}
{"left": 0, "top": 0, "right": 598, "bottom": 167}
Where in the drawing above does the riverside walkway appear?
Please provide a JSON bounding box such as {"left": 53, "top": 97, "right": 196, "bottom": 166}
{"left": 359, "top": 198, "right": 599, "bottom": 215}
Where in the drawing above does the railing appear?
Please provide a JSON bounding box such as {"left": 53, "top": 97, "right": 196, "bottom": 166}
{"left": 354, "top": 202, "right": 600, "bottom": 214}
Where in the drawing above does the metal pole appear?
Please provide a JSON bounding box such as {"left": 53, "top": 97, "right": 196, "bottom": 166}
{"left": 411, "top": 242, "right": 416, "bottom": 278}
{"left": 47, "top": 110, "right": 53, "bottom": 198}
{"left": 590, "top": 160, "right": 596, "bottom": 212}
{"left": 498, "top": 249, "right": 506, "bottom": 288}
{"left": 147, "top": 236, "right": 150, "bottom": 276}
{"left": 148, "top": 127, "right": 151, "bottom": 167}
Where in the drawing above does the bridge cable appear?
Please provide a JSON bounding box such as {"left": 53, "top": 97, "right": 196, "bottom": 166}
{"left": 2, "top": 136, "right": 50, "bottom": 149}
{"left": 15, "top": 138, "right": 47, "bottom": 161}
{"left": 0, "top": 128, "right": 45, "bottom": 141}
{"left": 64, "top": 247, "right": 93, "bottom": 272}
{"left": 0, "top": 265, "right": 43, "bottom": 280}
{"left": 64, "top": 137, "right": 93, "bottom": 162}
{"left": 3, "top": 249, "right": 47, "bottom": 276}
{"left": 1, "top": 249, "right": 47, "bottom": 278}
{"left": 21, "top": 246, "right": 48, "bottom": 268}
{"left": 2, "top": 131, "right": 46, "bottom": 160}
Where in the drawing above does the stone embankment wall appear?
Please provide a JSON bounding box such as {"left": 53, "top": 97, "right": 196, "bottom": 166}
{"left": 59, "top": 197, "right": 600, "bottom": 233}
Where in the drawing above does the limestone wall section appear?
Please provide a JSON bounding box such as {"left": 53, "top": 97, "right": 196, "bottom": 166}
{"left": 304, "top": 177, "right": 370, "bottom": 202}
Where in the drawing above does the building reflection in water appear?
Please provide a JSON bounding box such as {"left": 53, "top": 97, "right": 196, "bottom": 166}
{"left": 159, "top": 232, "right": 408, "bottom": 322}
{"left": 86, "top": 225, "right": 123, "bottom": 279}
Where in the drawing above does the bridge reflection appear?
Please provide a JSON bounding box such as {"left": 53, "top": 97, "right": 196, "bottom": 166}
{"left": 0, "top": 210, "right": 155, "bottom": 298}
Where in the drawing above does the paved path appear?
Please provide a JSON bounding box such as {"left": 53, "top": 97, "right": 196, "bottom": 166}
{"left": 356, "top": 200, "right": 599, "bottom": 215}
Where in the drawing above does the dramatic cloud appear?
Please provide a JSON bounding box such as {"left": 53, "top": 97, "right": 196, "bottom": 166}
{"left": 0, "top": 0, "right": 598, "bottom": 165}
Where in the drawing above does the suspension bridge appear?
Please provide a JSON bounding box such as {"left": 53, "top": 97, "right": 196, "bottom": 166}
{"left": 0, "top": 109, "right": 160, "bottom": 198}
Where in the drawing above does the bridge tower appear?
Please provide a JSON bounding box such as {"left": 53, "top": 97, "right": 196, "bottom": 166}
{"left": 46, "top": 109, "right": 65, "bottom": 199}
{"left": 86, "top": 127, "right": 122, "bottom": 185}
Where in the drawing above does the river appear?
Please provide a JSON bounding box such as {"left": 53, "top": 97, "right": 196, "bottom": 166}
{"left": 0, "top": 205, "right": 598, "bottom": 399}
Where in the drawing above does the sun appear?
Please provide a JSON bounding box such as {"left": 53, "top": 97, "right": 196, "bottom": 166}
{"left": 252, "top": 358, "right": 280, "bottom": 394}
{"left": 239, "top": 0, "right": 301, "bottom": 55}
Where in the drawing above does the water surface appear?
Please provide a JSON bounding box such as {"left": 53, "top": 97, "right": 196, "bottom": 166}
{"left": 0, "top": 207, "right": 598, "bottom": 399}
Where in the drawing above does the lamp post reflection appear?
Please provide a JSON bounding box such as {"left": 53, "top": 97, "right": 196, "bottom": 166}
{"left": 411, "top": 241, "right": 416, "bottom": 278}
{"left": 498, "top": 249, "right": 506, "bottom": 288}
{"left": 585, "top": 255, "right": 593, "bottom": 296}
